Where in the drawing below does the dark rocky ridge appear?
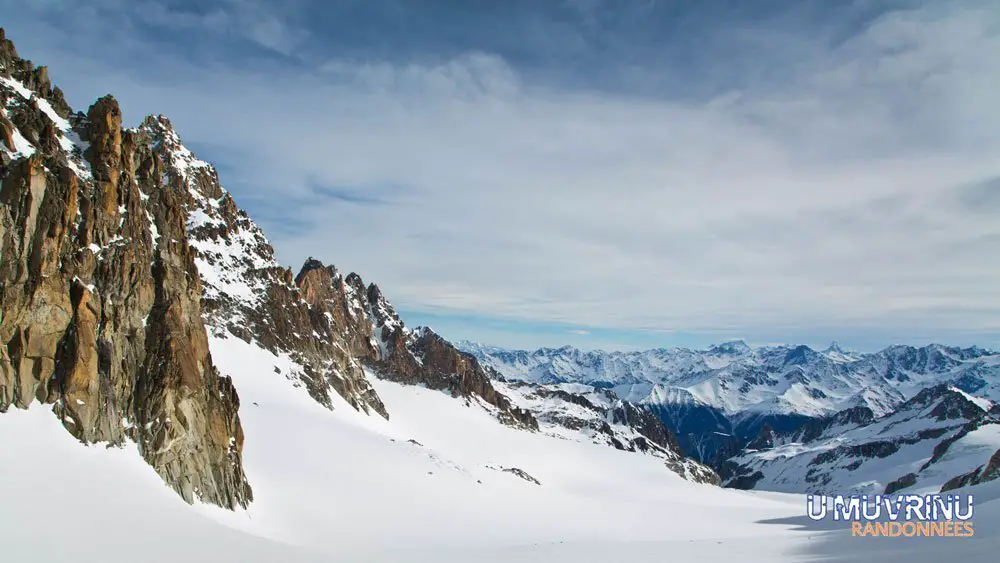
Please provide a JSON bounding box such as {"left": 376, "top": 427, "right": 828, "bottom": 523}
{"left": 161, "top": 141, "right": 389, "bottom": 418}
{"left": 293, "top": 258, "right": 537, "bottom": 430}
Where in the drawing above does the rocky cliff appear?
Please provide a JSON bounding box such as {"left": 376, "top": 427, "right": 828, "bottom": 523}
{"left": 293, "top": 258, "right": 537, "bottom": 429}
{"left": 0, "top": 29, "right": 251, "bottom": 508}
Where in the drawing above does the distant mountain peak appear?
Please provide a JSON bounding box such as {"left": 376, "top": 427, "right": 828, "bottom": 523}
{"left": 463, "top": 338, "right": 1000, "bottom": 425}
{"left": 824, "top": 341, "right": 846, "bottom": 353}
{"left": 710, "top": 340, "right": 752, "bottom": 355}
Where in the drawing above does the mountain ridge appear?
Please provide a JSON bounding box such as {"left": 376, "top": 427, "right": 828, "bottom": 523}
{"left": 460, "top": 339, "right": 1000, "bottom": 467}
{"left": 0, "top": 27, "right": 716, "bottom": 513}
{"left": 459, "top": 340, "right": 1000, "bottom": 416}
{"left": 720, "top": 383, "right": 1000, "bottom": 494}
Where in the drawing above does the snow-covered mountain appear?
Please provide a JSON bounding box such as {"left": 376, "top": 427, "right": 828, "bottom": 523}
{"left": 494, "top": 379, "right": 718, "bottom": 483}
{"left": 460, "top": 340, "right": 1000, "bottom": 494}
{"left": 143, "top": 108, "right": 714, "bottom": 484}
{"left": 721, "top": 384, "right": 1000, "bottom": 494}
{"left": 460, "top": 341, "right": 1000, "bottom": 418}
{"left": 459, "top": 340, "right": 1000, "bottom": 464}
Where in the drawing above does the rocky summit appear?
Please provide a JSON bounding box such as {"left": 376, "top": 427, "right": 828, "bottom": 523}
{"left": 0, "top": 27, "right": 717, "bottom": 510}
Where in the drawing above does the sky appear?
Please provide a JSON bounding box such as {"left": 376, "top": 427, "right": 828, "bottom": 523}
{"left": 2, "top": 0, "right": 998, "bottom": 352}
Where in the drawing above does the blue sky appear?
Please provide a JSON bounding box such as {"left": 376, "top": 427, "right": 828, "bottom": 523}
{"left": 3, "top": 0, "right": 999, "bottom": 352}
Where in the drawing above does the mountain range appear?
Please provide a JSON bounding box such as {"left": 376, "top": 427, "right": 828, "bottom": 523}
{"left": 459, "top": 340, "right": 1000, "bottom": 491}
{"left": 458, "top": 340, "right": 999, "bottom": 420}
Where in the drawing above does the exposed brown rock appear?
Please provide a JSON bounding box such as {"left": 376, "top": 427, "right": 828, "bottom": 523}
{"left": 0, "top": 31, "right": 251, "bottom": 509}
{"left": 382, "top": 327, "right": 538, "bottom": 430}
{"left": 0, "top": 112, "right": 15, "bottom": 151}
{"left": 284, "top": 258, "right": 538, "bottom": 429}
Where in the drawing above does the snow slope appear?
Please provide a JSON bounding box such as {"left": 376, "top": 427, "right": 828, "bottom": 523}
{"left": 199, "top": 334, "right": 788, "bottom": 549}
{"left": 0, "top": 407, "right": 326, "bottom": 563}
{"left": 0, "top": 335, "right": 799, "bottom": 562}
{"left": 4, "top": 333, "right": 1000, "bottom": 562}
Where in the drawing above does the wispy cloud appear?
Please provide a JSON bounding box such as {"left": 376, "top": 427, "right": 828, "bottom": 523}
{"left": 3, "top": 0, "right": 998, "bottom": 350}
{"left": 308, "top": 183, "right": 400, "bottom": 206}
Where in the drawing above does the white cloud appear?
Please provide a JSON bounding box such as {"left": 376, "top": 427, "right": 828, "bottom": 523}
{"left": 5, "top": 1, "right": 998, "bottom": 346}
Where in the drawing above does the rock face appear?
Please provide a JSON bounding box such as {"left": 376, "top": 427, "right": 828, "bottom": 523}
{"left": 0, "top": 26, "right": 535, "bottom": 509}
{"left": 141, "top": 119, "right": 389, "bottom": 419}
{"left": 744, "top": 423, "right": 776, "bottom": 451}
{"left": 292, "top": 258, "right": 537, "bottom": 429}
{"left": 0, "top": 30, "right": 251, "bottom": 508}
